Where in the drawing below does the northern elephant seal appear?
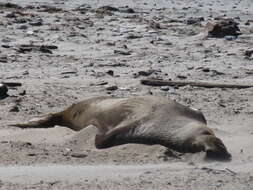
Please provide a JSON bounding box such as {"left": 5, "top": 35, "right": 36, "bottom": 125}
{"left": 11, "top": 96, "right": 231, "bottom": 160}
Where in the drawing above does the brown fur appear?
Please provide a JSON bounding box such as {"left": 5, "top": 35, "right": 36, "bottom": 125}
{"left": 11, "top": 96, "right": 231, "bottom": 160}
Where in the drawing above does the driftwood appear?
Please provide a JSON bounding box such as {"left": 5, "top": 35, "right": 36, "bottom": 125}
{"left": 2, "top": 82, "right": 22, "bottom": 87}
{"left": 141, "top": 79, "right": 253, "bottom": 89}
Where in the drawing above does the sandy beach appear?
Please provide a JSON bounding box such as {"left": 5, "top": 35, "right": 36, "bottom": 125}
{"left": 0, "top": 0, "right": 253, "bottom": 189}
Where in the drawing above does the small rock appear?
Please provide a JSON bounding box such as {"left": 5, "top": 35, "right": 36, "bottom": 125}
{"left": 18, "top": 25, "right": 28, "bottom": 30}
{"left": 202, "top": 68, "right": 210, "bottom": 72}
{"left": 126, "top": 33, "right": 143, "bottom": 39}
{"left": 206, "top": 17, "right": 241, "bottom": 38}
{"left": 245, "top": 50, "right": 253, "bottom": 57}
{"left": 106, "top": 70, "right": 114, "bottom": 76}
{"left": 106, "top": 85, "right": 118, "bottom": 91}
{"left": 0, "top": 83, "right": 8, "bottom": 96}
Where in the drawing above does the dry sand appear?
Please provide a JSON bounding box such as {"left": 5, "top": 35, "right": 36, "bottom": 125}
{"left": 0, "top": 0, "right": 253, "bottom": 189}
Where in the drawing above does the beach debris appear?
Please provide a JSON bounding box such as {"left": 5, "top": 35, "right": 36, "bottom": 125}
{"left": 141, "top": 79, "right": 253, "bottom": 89}
{"left": 186, "top": 17, "right": 204, "bottom": 25}
{"left": 2, "top": 82, "right": 22, "bottom": 87}
{"left": 71, "top": 153, "right": 88, "bottom": 158}
{"left": 96, "top": 6, "right": 135, "bottom": 14}
{"left": 206, "top": 17, "right": 241, "bottom": 38}
{"left": 17, "top": 44, "right": 58, "bottom": 54}
{"left": 114, "top": 50, "right": 131, "bottom": 55}
{"left": 38, "top": 5, "right": 63, "bottom": 13}
{"left": 0, "top": 2, "right": 22, "bottom": 9}
{"left": 133, "top": 70, "right": 157, "bottom": 78}
{"left": 29, "top": 18, "right": 43, "bottom": 26}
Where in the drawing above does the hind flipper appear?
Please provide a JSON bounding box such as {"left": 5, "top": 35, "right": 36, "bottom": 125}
{"left": 9, "top": 113, "right": 61, "bottom": 129}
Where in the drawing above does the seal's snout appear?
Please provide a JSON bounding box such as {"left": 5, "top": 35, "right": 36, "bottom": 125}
{"left": 206, "top": 149, "right": 232, "bottom": 161}
{"left": 205, "top": 136, "right": 232, "bottom": 161}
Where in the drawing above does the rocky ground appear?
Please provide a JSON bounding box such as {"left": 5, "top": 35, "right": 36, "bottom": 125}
{"left": 0, "top": 0, "right": 253, "bottom": 189}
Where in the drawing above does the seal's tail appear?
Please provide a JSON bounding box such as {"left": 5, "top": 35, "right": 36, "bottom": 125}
{"left": 9, "top": 113, "right": 63, "bottom": 129}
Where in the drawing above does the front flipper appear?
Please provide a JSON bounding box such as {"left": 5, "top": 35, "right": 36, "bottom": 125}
{"left": 9, "top": 113, "right": 63, "bottom": 129}
{"left": 95, "top": 123, "right": 159, "bottom": 149}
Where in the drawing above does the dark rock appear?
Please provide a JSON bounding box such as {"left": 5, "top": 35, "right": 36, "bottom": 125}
{"left": 106, "top": 70, "right": 114, "bottom": 76}
{"left": 206, "top": 18, "right": 241, "bottom": 38}
{"left": 245, "top": 50, "right": 253, "bottom": 57}
{"left": 2, "top": 44, "right": 11, "bottom": 48}
{"left": 0, "top": 83, "right": 8, "bottom": 96}
{"left": 202, "top": 68, "right": 210, "bottom": 72}
{"left": 126, "top": 33, "right": 143, "bottom": 39}
{"left": 138, "top": 70, "right": 155, "bottom": 76}
{"left": 106, "top": 85, "right": 118, "bottom": 91}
